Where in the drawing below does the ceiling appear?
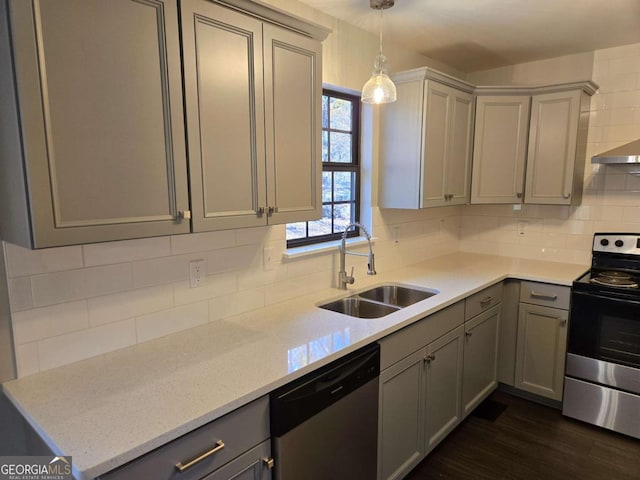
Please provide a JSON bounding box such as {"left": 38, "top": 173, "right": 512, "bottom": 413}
{"left": 297, "top": 0, "right": 640, "bottom": 73}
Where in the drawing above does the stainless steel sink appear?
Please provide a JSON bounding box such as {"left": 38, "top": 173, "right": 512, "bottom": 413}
{"left": 358, "top": 284, "right": 437, "bottom": 307}
{"left": 318, "top": 284, "right": 439, "bottom": 318}
{"left": 319, "top": 297, "right": 400, "bottom": 318}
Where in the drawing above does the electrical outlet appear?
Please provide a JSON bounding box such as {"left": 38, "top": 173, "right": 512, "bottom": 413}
{"left": 393, "top": 226, "right": 400, "bottom": 246}
{"left": 263, "top": 247, "right": 275, "bottom": 271}
{"left": 189, "top": 259, "right": 205, "bottom": 288}
{"left": 518, "top": 222, "right": 527, "bottom": 236}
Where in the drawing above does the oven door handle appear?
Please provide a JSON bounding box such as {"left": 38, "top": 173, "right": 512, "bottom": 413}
{"left": 573, "top": 289, "right": 640, "bottom": 306}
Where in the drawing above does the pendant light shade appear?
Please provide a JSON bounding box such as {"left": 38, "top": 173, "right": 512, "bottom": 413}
{"left": 362, "top": 0, "right": 396, "bottom": 104}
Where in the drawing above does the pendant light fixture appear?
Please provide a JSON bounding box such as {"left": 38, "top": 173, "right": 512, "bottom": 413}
{"left": 361, "top": 0, "right": 397, "bottom": 104}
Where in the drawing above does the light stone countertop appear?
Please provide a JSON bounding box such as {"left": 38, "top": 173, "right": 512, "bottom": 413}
{"left": 2, "top": 253, "right": 587, "bottom": 480}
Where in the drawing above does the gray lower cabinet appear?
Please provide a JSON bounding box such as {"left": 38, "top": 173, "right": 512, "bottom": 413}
{"left": 423, "top": 326, "right": 464, "bottom": 454}
{"left": 377, "top": 302, "right": 465, "bottom": 480}
{"left": 202, "top": 441, "right": 271, "bottom": 480}
{"left": 99, "top": 397, "right": 272, "bottom": 480}
{"left": 378, "top": 349, "right": 425, "bottom": 480}
{"left": 515, "top": 281, "right": 570, "bottom": 401}
{"left": 462, "top": 304, "right": 501, "bottom": 416}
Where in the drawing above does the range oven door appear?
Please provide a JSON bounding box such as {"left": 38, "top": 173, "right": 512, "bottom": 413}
{"left": 568, "top": 290, "right": 640, "bottom": 369}
{"left": 563, "top": 289, "right": 640, "bottom": 439}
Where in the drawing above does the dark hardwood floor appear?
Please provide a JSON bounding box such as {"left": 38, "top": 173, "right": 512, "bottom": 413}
{"left": 405, "top": 390, "right": 640, "bottom": 480}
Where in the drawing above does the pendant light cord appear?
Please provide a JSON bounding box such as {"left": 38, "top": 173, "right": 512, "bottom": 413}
{"left": 379, "top": 8, "right": 384, "bottom": 55}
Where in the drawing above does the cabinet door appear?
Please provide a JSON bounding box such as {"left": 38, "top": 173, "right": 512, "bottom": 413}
{"left": 10, "top": 0, "right": 190, "bottom": 247}
{"left": 379, "top": 80, "right": 424, "bottom": 209}
{"left": 421, "top": 81, "right": 450, "bottom": 208}
{"left": 462, "top": 304, "right": 500, "bottom": 416}
{"left": 515, "top": 303, "right": 568, "bottom": 401}
{"left": 470, "top": 96, "right": 530, "bottom": 204}
{"left": 445, "top": 90, "right": 474, "bottom": 206}
{"left": 424, "top": 326, "right": 463, "bottom": 454}
{"left": 181, "top": 0, "right": 268, "bottom": 231}
{"left": 524, "top": 90, "right": 581, "bottom": 205}
{"left": 263, "top": 25, "right": 322, "bottom": 225}
{"left": 378, "top": 349, "right": 425, "bottom": 480}
{"left": 203, "top": 440, "right": 272, "bottom": 480}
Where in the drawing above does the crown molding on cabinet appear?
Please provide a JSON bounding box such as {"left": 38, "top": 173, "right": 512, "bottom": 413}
{"left": 215, "top": 0, "right": 331, "bottom": 40}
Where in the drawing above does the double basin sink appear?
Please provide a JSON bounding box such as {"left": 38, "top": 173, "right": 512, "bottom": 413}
{"left": 319, "top": 284, "right": 438, "bottom": 319}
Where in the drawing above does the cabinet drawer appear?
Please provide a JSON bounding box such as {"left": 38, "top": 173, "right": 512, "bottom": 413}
{"left": 465, "top": 283, "right": 503, "bottom": 320}
{"left": 100, "top": 396, "right": 269, "bottom": 480}
{"left": 379, "top": 301, "right": 464, "bottom": 370}
{"left": 519, "top": 281, "right": 570, "bottom": 310}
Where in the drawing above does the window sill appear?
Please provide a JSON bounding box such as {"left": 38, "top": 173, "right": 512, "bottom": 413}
{"left": 284, "top": 236, "right": 376, "bottom": 260}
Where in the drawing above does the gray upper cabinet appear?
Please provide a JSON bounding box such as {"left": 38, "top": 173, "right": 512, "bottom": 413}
{"left": 525, "top": 90, "right": 588, "bottom": 205}
{"left": 470, "top": 96, "right": 530, "bottom": 204}
{"left": 471, "top": 81, "right": 597, "bottom": 206}
{"left": 263, "top": 25, "right": 323, "bottom": 225}
{"left": 181, "top": 0, "right": 267, "bottom": 231}
{"left": 0, "top": 0, "right": 327, "bottom": 248}
{"left": 380, "top": 68, "right": 474, "bottom": 209}
{"left": 1, "top": 0, "right": 190, "bottom": 248}
{"left": 182, "top": 0, "right": 323, "bottom": 231}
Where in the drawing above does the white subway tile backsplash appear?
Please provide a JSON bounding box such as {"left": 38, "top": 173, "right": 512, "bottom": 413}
{"left": 206, "top": 245, "right": 261, "bottom": 274}
{"left": 84, "top": 263, "right": 133, "bottom": 298}
{"left": 83, "top": 237, "right": 170, "bottom": 267}
{"left": 4, "top": 242, "right": 83, "bottom": 278}
{"left": 31, "top": 269, "right": 88, "bottom": 307}
{"left": 8, "top": 277, "right": 32, "bottom": 312}
{"left": 15, "top": 343, "right": 39, "bottom": 377}
{"left": 209, "top": 289, "right": 265, "bottom": 322}
{"left": 135, "top": 301, "right": 209, "bottom": 343}
{"left": 37, "top": 319, "right": 137, "bottom": 371}
{"left": 132, "top": 254, "right": 192, "bottom": 288}
{"left": 171, "top": 230, "right": 236, "bottom": 255}
{"left": 88, "top": 285, "right": 173, "bottom": 327}
{"left": 173, "top": 272, "right": 238, "bottom": 305}
{"left": 12, "top": 301, "right": 88, "bottom": 345}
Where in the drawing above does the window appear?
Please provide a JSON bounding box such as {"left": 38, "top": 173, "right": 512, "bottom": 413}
{"left": 286, "top": 90, "right": 361, "bottom": 247}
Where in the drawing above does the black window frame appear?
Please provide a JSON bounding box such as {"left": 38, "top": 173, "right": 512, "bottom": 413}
{"left": 286, "top": 89, "right": 361, "bottom": 248}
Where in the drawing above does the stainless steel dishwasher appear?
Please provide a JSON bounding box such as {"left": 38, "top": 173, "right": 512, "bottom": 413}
{"left": 270, "top": 343, "right": 380, "bottom": 480}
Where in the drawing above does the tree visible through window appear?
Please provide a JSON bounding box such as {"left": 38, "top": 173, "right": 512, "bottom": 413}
{"left": 286, "top": 90, "right": 360, "bottom": 247}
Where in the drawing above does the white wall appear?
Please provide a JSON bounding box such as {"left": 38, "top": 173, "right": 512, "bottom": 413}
{"left": 459, "top": 43, "right": 640, "bottom": 264}
{"left": 2, "top": 0, "right": 461, "bottom": 377}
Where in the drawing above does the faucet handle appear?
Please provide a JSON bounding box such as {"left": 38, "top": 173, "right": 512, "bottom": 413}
{"left": 347, "top": 266, "right": 355, "bottom": 284}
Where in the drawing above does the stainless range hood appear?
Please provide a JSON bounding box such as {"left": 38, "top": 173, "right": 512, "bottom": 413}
{"left": 592, "top": 139, "right": 640, "bottom": 164}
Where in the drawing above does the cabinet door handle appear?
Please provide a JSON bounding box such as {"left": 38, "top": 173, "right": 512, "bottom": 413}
{"left": 465, "top": 331, "right": 472, "bottom": 338}
{"left": 562, "top": 193, "right": 571, "bottom": 199}
{"left": 257, "top": 206, "right": 265, "bottom": 217}
{"left": 516, "top": 192, "right": 523, "bottom": 199}
{"left": 480, "top": 296, "right": 493, "bottom": 307}
{"left": 423, "top": 354, "right": 436, "bottom": 364}
{"left": 175, "top": 440, "right": 225, "bottom": 472}
{"left": 560, "top": 319, "right": 567, "bottom": 327}
{"left": 267, "top": 206, "right": 276, "bottom": 216}
{"left": 177, "top": 210, "right": 191, "bottom": 221}
{"left": 530, "top": 291, "right": 558, "bottom": 301}
{"left": 262, "top": 457, "right": 275, "bottom": 469}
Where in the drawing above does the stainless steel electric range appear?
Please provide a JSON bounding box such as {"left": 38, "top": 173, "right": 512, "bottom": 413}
{"left": 563, "top": 233, "right": 640, "bottom": 439}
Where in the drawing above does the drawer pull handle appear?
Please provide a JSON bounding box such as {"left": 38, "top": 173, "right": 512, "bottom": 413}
{"left": 175, "top": 440, "right": 225, "bottom": 472}
{"left": 423, "top": 354, "right": 436, "bottom": 364}
{"left": 480, "top": 296, "right": 493, "bottom": 306}
{"left": 263, "top": 457, "right": 275, "bottom": 469}
{"left": 530, "top": 291, "right": 558, "bottom": 301}
{"left": 465, "top": 331, "right": 473, "bottom": 338}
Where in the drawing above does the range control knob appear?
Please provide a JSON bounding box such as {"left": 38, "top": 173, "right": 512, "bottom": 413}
{"left": 615, "top": 240, "right": 624, "bottom": 247}
{"left": 600, "top": 239, "right": 609, "bottom": 246}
